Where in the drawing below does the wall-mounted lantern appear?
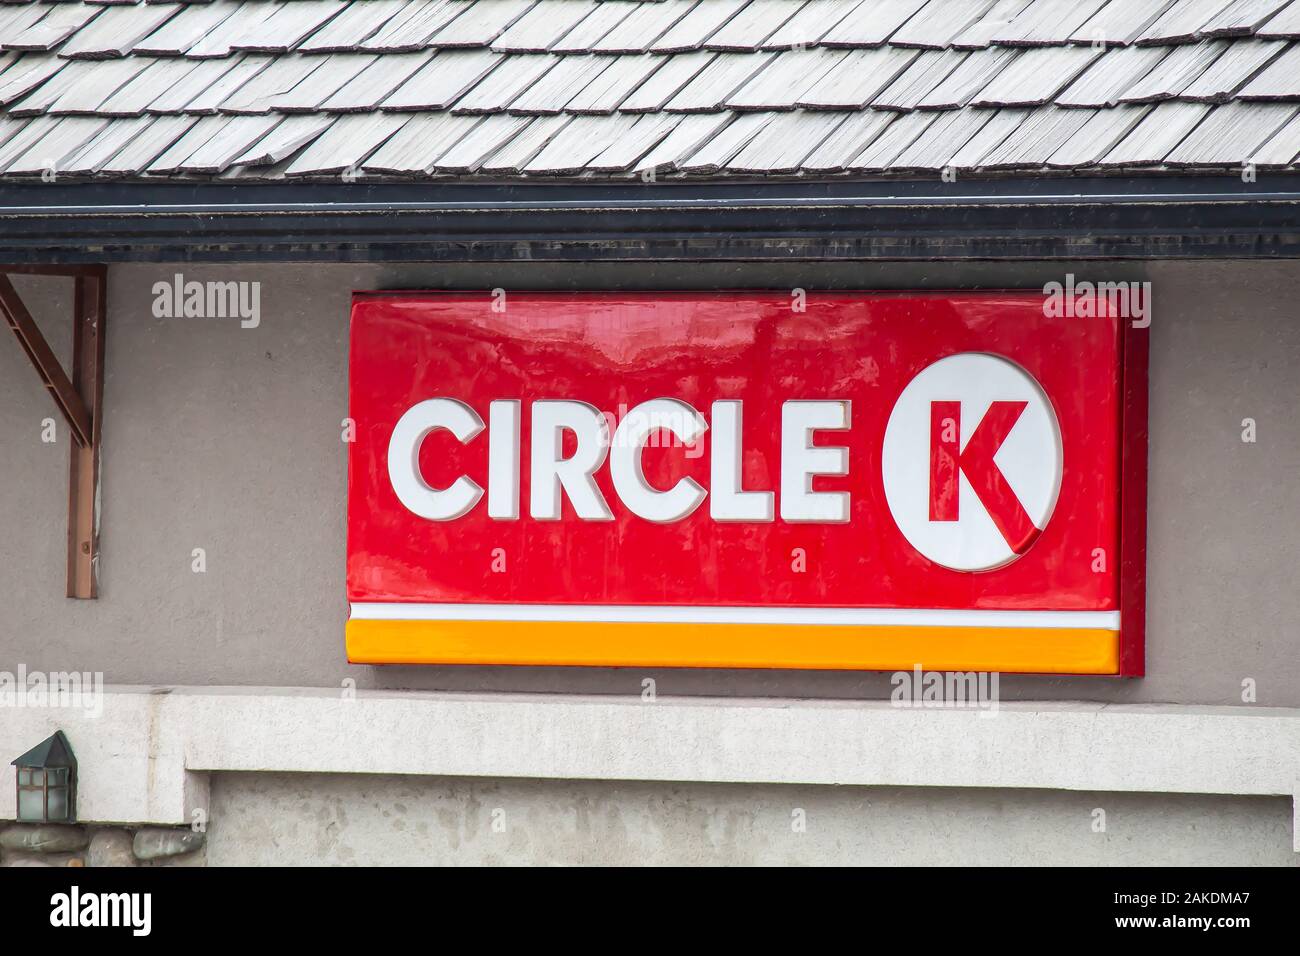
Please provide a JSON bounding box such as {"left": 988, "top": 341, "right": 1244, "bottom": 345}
{"left": 12, "top": 730, "right": 77, "bottom": 823}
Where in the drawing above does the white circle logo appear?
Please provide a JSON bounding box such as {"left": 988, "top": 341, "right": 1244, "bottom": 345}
{"left": 881, "top": 352, "right": 1062, "bottom": 571}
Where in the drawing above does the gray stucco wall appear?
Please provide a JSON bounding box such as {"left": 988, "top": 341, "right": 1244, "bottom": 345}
{"left": 206, "top": 772, "right": 1300, "bottom": 866}
{"left": 1, "top": 259, "right": 1296, "bottom": 705}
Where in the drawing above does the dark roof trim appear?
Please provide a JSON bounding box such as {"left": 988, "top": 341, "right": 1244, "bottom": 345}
{"left": 2, "top": 176, "right": 1299, "bottom": 263}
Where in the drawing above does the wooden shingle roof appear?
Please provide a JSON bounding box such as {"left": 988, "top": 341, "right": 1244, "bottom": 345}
{"left": 1, "top": 0, "right": 1300, "bottom": 180}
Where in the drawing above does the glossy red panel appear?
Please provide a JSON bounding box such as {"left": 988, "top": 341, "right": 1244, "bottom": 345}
{"left": 347, "top": 291, "right": 1122, "bottom": 613}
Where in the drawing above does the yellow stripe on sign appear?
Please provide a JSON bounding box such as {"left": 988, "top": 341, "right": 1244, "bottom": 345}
{"left": 346, "top": 619, "right": 1120, "bottom": 674}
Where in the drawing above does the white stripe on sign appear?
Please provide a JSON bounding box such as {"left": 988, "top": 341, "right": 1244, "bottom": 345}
{"left": 349, "top": 603, "right": 1121, "bottom": 630}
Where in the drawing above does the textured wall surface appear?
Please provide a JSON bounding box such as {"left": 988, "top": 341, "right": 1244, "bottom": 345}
{"left": 0, "top": 260, "right": 1296, "bottom": 705}
{"left": 206, "top": 771, "right": 1300, "bottom": 866}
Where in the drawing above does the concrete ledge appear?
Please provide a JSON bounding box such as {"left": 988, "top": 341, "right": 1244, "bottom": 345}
{"left": 2, "top": 687, "right": 1298, "bottom": 844}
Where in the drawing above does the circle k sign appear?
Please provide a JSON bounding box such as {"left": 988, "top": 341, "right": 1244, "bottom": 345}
{"left": 882, "top": 352, "right": 1064, "bottom": 572}
{"left": 346, "top": 290, "right": 1139, "bottom": 676}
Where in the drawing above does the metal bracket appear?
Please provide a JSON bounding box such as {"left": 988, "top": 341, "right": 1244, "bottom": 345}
{"left": 0, "top": 264, "right": 106, "bottom": 598}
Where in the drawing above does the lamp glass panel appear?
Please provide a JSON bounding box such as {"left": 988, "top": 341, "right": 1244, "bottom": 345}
{"left": 47, "top": 788, "right": 68, "bottom": 821}
{"left": 17, "top": 788, "right": 44, "bottom": 821}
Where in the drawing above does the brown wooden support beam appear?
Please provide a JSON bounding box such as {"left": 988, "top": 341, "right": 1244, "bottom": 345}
{"left": 68, "top": 269, "right": 106, "bottom": 598}
{"left": 0, "top": 267, "right": 106, "bottom": 598}
{"left": 0, "top": 274, "right": 93, "bottom": 447}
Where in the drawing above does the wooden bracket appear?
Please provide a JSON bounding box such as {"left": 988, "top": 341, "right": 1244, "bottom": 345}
{"left": 0, "top": 265, "right": 107, "bottom": 598}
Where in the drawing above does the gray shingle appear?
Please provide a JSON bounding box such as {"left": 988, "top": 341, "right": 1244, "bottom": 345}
{"left": 977, "top": 104, "right": 1094, "bottom": 165}
{"left": 704, "top": 0, "right": 809, "bottom": 51}
{"left": 381, "top": 49, "right": 505, "bottom": 110}
{"left": 58, "top": 3, "right": 181, "bottom": 59}
{"left": 796, "top": 45, "right": 918, "bottom": 108}
{"left": 5, "top": 115, "right": 107, "bottom": 174}
{"left": 433, "top": 113, "right": 529, "bottom": 170}
{"left": 632, "top": 110, "right": 733, "bottom": 171}
{"left": 361, "top": 111, "right": 482, "bottom": 171}
{"left": 1101, "top": 99, "right": 1212, "bottom": 163}
{"left": 491, "top": 1, "right": 599, "bottom": 52}
{"left": 952, "top": 0, "right": 1036, "bottom": 49}
{"left": 231, "top": 112, "right": 333, "bottom": 165}
{"left": 663, "top": 50, "right": 773, "bottom": 111}
{"left": 725, "top": 47, "right": 846, "bottom": 110}
{"left": 1179, "top": 38, "right": 1287, "bottom": 99}
{"left": 297, "top": 0, "right": 409, "bottom": 53}
{"left": 1047, "top": 103, "right": 1152, "bottom": 165}
{"left": 3, "top": 4, "right": 101, "bottom": 53}
{"left": 1135, "top": 0, "right": 1238, "bottom": 44}
{"left": 146, "top": 114, "right": 237, "bottom": 172}
{"left": 1250, "top": 104, "right": 1300, "bottom": 161}
{"left": 550, "top": 1, "right": 638, "bottom": 53}
{"left": 592, "top": 1, "right": 697, "bottom": 53}
{"left": 1197, "top": 0, "right": 1293, "bottom": 37}
{"left": 95, "top": 56, "right": 202, "bottom": 115}
{"left": 508, "top": 53, "right": 613, "bottom": 113}
{"left": 886, "top": 106, "right": 995, "bottom": 167}
{"left": 1258, "top": 1, "right": 1300, "bottom": 37}
{"left": 49, "top": 55, "right": 153, "bottom": 114}
{"left": 889, "top": 0, "right": 1000, "bottom": 49}
{"left": 135, "top": 2, "right": 241, "bottom": 56}
{"left": 872, "top": 48, "right": 968, "bottom": 109}
{"left": 915, "top": 46, "right": 1016, "bottom": 108}
{"left": 802, "top": 108, "right": 896, "bottom": 170}
{"left": 477, "top": 113, "right": 571, "bottom": 171}
{"left": 524, "top": 112, "right": 638, "bottom": 171}
{"left": 1118, "top": 39, "right": 1228, "bottom": 101}
{"left": 429, "top": 0, "right": 537, "bottom": 49}
{"left": 319, "top": 50, "right": 436, "bottom": 111}
{"left": 726, "top": 108, "right": 843, "bottom": 170}
{"left": 822, "top": 0, "right": 932, "bottom": 47}
{"left": 219, "top": 54, "right": 326, "bottom": 114}
{"left": 8, "top": 59, "right": 97, "bottom": 115}
{"left": 0, "top": 5, "right": 58, "bottom": 49}
{"left": 564, "top": 52, "right": 665, "bottom": 112}
{"left": 1069, "top": 0, "right": 1180, "bottom": 46}
{"left": 851, "top": 109, "right": 938, "bottom": 168}
{"left": 450, "top": 51, "right": 554, "bottom": 112}
{"left": 1056, "top": 46, "right": 1171, "bottom": 107}
{"left": 968, "top": 45, "right": 1102, "bottom": 106}
{"left": 1236, "top": 42, "right": 1300, "bottom": 97}
{"left": 618, "top": 50, "right": 715, "bottom": 111}
{"left": 176, "top": 114, "right": 283, "bottom": 172}
{"left": 264, "top": 53, "right": 379, "bottom": 112}
{"left": 946, "top": 106, "right": 1028, "bottom": 164}
{"left": 69, "top": 115, "right": 173, "bottom": 173}
{"left": 233, "top": 1, "right": 349, "bottom": 53}
{"left": 760, "top": 0, "right": 867, "bottom": 50}
{"left": 186, "top": 55, "right": 275, "bottom": 113}
{"left": 1164, "top": 100, "right": 1297, "bottom": 162}
{"left": 0, "top": 115, "right": 62, "bottom": 168}
{"left": 676, "top": 110, "right": 768, "bottom": 170}
{"left": 586, "top": 111, "right": 679, "bottom": 169}
{"left": 651, "top": 0, "right": 749, "bottom": 53}
{"left": 0, "top": 55, "right": 64, "bottom": 109}
{"left": 360, "top": 0, "right": 465, "bottom": 53}
{"left": 283, "top": 111, "right": 411, "bottom": 174}
{"left": 187, "top": 2, "right": 282, "bottom": 59}
{"left": 987, "top": 0, "right": 1110, "bottom": 47}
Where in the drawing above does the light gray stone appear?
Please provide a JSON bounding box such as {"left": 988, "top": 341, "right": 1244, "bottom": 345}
{"left": 0, "top": 824, "right": 88, "bottom": 853}
{"left": 88, "top": 828, "right": 137, "bottom": 867}
{"left": 133, "top": 827, "right": 205, "bottom": 861}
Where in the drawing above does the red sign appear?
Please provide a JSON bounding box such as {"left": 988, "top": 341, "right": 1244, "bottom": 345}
{"left": 346, "top": 291, "right": 1146, "bottom": 675}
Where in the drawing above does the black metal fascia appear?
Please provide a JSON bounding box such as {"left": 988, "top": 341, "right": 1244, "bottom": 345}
{"left": 1, "top": 175, "right": 1299, "bottom": 263}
